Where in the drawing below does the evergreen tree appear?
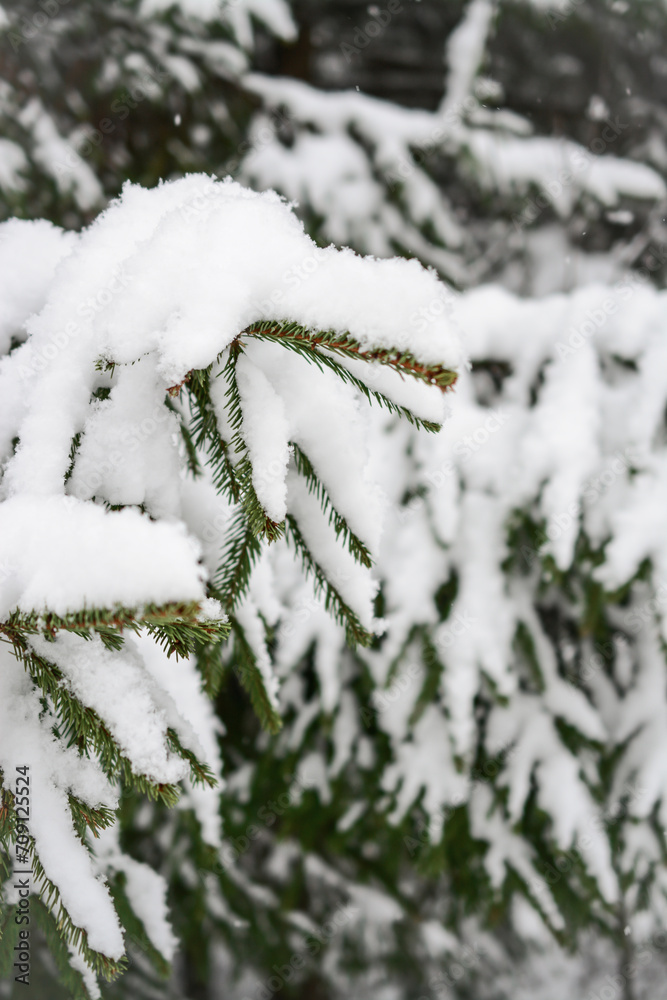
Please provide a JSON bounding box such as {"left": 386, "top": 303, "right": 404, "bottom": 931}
{"left": 0, "top": 174, "right": 460, "bottom": 997}
{"left": 3, "top": 1, "right": 667, "bottom": 999}
{"left": 0, "top": 0, "right": 295, "bottom": 225}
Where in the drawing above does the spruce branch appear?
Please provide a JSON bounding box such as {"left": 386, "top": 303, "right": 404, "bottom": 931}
{"left": 0, "top": 602, "right": 229, "bottom": 660}
{"left": 109, "top": 872, "right": 171, "bottom": 979}
{"left": 240, "top": 320, "right": 458, "bottom": 396}
{"left": 0, "top": 830, "right": 127, "bottom": 989}
{"left": 196, "top": 643, "right": 226, "bottom": 700}
{"left": 165, "top": 395, "right": 201, "bottom": 476}
{"left": 284, "top": 514, "right": 374, "bottom": 648}
{"left": 32, "top": 899, "right": 98, "bottom": 1000}
{"left": 0, "top": 308, "right": 458, "bottom": 993}
{"left": 235, "top": 323, "right": 444, "bottom": 431}
{"left": 165, "top": 729, "right": 218, "bottom": 788}
{"left": 218, "top": 342, "right": 284, "bottom": 541}
{"left": 68, "top": 795, "right": 117, "bottom": 842}
{"left": 10, "top": 642, "right": 182, "bottom": 807}
{"left": 211, "top": 506, "right": 264, "bottom": 613}
{"left": 291, "top": 444, "right": 373, "bottom": 569}
{"left": 28, "top": 842, "right": 128, "bottom": 983}
{"left": 187, "top": 363, "right": 243, "bottom": 505}
{"left": 228, "top": 616, "right": 282, "bottom": 734}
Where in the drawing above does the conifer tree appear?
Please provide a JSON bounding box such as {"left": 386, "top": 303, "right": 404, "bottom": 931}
{"left": 0, "top": 174, "right": 460, "bottom": 997}
{"left": 3, "top": 1, "right": 667, "bottom": 998}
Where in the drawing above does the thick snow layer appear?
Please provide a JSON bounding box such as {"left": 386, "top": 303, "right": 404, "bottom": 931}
{"left": 136, "top": 632, "right": 224, "bottom": 847}
{"left": 0, "top": 496, "right": 205, "bottom": 617}
{"left": 93, "top": 824, "right": 178, "bottom": 962}
{"left": 0, "top": 174, "right": 466, "bottom": 979}
{"left": 0, "top": 176, "right": 460, "bottom": 623}
{"left": 29, "top": 632, "right": 190, "bottom": 785}
{"left": 0, "top": 644, "right": 124, "bottom": 959}
{"left": 0, "top": 219, "right": 75, "bottom": 355}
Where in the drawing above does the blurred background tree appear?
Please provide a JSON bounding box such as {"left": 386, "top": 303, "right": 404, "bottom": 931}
{"left": 3, "top": 2, "right": 667, "bottom": 999}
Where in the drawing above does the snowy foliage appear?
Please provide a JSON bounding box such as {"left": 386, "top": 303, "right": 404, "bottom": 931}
{"left": 3, "top": 1, "right": 667, "bottom": 998}
{"left": 241, "top": 0, "right": 666, "bottom": 291}
{"left": 0, "top": 0, "right": 295, "bottom": 221}
{"left": 0, "top": 175, "right": 460, "bottom": 994}
{"left": 194, "top": 272, "right": 667, "bottom": 1000}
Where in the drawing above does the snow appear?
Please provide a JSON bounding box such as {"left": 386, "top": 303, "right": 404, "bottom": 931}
{"left": 137, "top": 630, "right": 225, "bottom": 847}
{"left": 465, "top": 132, "right": 667, "bottom": 213}
{"left": 0, "top": 219, "right": 76, "bottom": 355}
{"left": 242, "top": 70, "right": 665, "bottom": 288}
{"left": 29, "top": 632, "right": 190, "bottom": 785}
{"left": 286, "top": 470, "right": 379, "bottom": 631}
{"left": 5, "top": 51, "right": 667, "bottom": 982}
{"left": 0, "top": 176, "right": 460, "bottom": 621}
{"left": 67, "top": 358, "right": 183, "bottom": 517}
{"left": 235, "top": 353, "right": 291, "bottom": 523}
{"left": 269, "top": 271, "right": 667, "bottom": 932}
{"left": 244, "top": 339, "right": 386, "bottom": 548}
{"left": 0, "top": 496, "right": 205, "bottom": 617}
{"left": 0, "top": 175, "right": 467, "bottom": 978}
{"left": 94, "top": 824, "right": 178, "bottom": 961}
{"left": 0, "top": 138, "right": 28, "bottom": 194}
{"left": 0, "top": 644, "right": 124, "bottom": 960}
{"left": 234, "top": 597, "right": 281, "bottom": 712}
{"left": 441, "top": 0, "right": 495, "bottom": 118}
{"left": 18, "top": 99, "right": 103, "bottom": 211}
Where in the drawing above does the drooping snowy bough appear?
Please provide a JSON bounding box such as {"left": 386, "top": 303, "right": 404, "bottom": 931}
{"left": 0, "top": 176, "right": 461, "bottom": 994}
